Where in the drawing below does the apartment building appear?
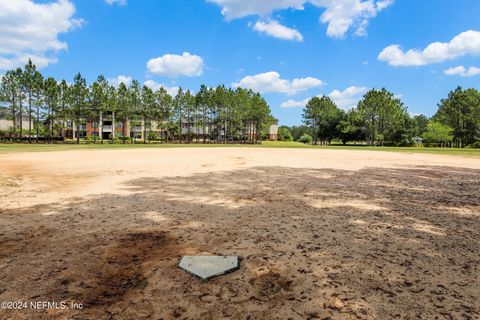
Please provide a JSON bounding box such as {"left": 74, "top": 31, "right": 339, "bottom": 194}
{"left": 65, "top": 111, "right": 162, "bottom": 140}
{"left": 0, "top": 107, "right": 34, "bottom": 133}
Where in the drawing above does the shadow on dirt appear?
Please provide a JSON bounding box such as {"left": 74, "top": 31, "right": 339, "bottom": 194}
{"left": 0, "top": 165, "right": 479, "bottom": 319}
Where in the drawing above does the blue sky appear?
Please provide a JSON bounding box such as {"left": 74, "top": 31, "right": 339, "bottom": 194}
{"left": 1, "top": 0, "right": 480, "bottom": 125}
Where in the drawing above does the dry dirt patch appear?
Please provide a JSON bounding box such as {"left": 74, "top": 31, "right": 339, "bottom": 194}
{"left": 0, "top": 148, "right": 479, "bottom": 319}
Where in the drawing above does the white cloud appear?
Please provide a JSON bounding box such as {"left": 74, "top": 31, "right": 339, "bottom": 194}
{"left": 280, "top": 85, "right": 368, "bottom": 109}
{"left": 253, "top": 20, "right": 303, "bottom": 41}
{"left": 147, "top": 52, "right": 204, "bottom": 78}
{"left": 0, "top": 0, "right": 83, "bottom": 70}
{"left": 444, "top": 65, "right": 480, "bottom": 77}
{"left": 144, "top": 80, "right": 180, "bottom": 96}
{"left": 318, "top": 0, "right": 393, "bottom": 38}
{"left": 0, "top": 55, "right": 57, "bottom": 70}
{"left": 108, "top": 75, "right": 133, "bottom": 87}
{"left": 105, "top": 0, "right": 127, "bottom": 5}
{"left": 233, "top": 71, "right": 323, "bottom": 95}
{"left": 207, "top": 0, "right": 393, "bottom": 38}
{"left": 280, "top": 98, "right": 310, "bottom": 108}
{"left": 207, "top": 0, "right": 305, "bottom": 20}
{"left": 328, "top": 86, "right": 368, "bottom": 108}
{"left": 378, "top": 30, "right": 480, "bottom": 67}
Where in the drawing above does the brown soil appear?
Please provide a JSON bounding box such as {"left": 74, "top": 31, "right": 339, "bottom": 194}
{"left": 0, "top": 148, "right": 479, "bottom": 319}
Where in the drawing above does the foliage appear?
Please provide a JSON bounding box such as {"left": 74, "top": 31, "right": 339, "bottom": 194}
{"left": 298, "top": 133, "right": 313, "bottom": 144}
{"left": 303, "top": 96, "right": 343, "bottom": 145}
{"left": 1, "top": 61, "right": 479, "bottom": 148}
{"left": 434, "top": 86, "right": 480, "bottom": 147}
{"left": 148, "top": 131, "right": 159, "bottom": 142}
{"left": 277, "top": 126, "right": 293, "bottom": 141}
{"left": 357, "top": 88, "right": 411, "bottom": 146}
{"left": 0, "top": 62, "right": 273, "bottom": 145}
{"left": 413, "top": 114, "right": 429, "bottom": 136}
{"left": 422, "top": 121, "right": 454, "bottom": 145}
{"left": 288, "top": 125, "right": 310, "bottom": 141}
{"left": 467, "top": 141, "right": 480, "bottom": 148}
{"left": 336, "top": 109, "right": 364, "bottom": 144}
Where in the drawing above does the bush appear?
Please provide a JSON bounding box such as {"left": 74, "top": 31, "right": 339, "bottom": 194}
{"left": 278, "top": 126, "right": 293, "bottom": 141}
{"left": 298, "top": 134, "right": 313, "bottom": 144}
{"left": 467, "top": 141, "right": 480, "bottom": 148}
{"left": 148, "top": 131, "right": 159, "bottom": 142}
{"left": 422, "top": 121, "right": 453, "bottom": 144}
{"left": 106, "top": 139, "right": 120, "bottom": 144}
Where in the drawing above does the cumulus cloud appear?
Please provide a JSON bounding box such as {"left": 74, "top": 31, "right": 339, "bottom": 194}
{"left": 105, "top": 0, "right": 127, "bottom": 5}
{"left": 280, "top": 98, "right": 310, "bottom": 108}
{"left": 378, "top": 30, "right": 480, "bottom": 67}
{"left": 207, "top": 0, "right": 393, "bottom": 38}
{"left": 108, "top": 75, "right": 133, "bottom": 87}
{"left": 280, "top": 86, "right": 368, "bottom": 109}
{"left": 147, "top": 52, "right": 204, "bottom": 78}
{"left": 206, "top": 0, "right": 305, "bottom": 20}
{"left": 318, "top": 0, "right": 393, "bottom": 38}
{"left": 0, "top": 55, "right": 57, "bottom": 71}
{"left": 328, "top": 86, "right": 369, "bottom": 108}
{"left": 253, "top": 20, "right": 303, "bottom": 41}
{"left": 0, "top": 0, "right": 83, "bottom": 70}
{"left": 233, "top": 71, "right": 323, "bottom": 95}
{"left": 444, "top": 65, "right": 480, "bottom": 77}
{"left": 144, "top": 80, "right": 180, "bottom": 96}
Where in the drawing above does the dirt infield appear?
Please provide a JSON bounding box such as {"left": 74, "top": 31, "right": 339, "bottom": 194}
{"left": 0, "top": 148, "right": 479, "bottom": 319}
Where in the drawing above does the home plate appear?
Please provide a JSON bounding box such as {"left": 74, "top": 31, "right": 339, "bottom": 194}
{"left": 179, "top": 256, "right": 239, "bottom": 280}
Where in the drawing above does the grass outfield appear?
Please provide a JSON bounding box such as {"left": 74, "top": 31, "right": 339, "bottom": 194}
{"left": 0, "top": 141, "right": 479, "bottom": 156}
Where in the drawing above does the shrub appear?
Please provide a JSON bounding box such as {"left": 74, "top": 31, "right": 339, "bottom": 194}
{"left": 298, "top": 134, "right": 313, "bottom": 144}
{"left": 467, "top": 141, "right": 480, "bottom": 149}
{"left": 278, "top": 126, "right": 293, "bottom": 141}
{"left": 148, "top": 131, "right": 159, "bottom": 142}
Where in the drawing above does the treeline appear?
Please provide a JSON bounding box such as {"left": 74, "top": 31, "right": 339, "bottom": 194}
{"left": 0, "top": 60, "right": 275, "bottom": 144}
{"left": 278, "top": 87, "right": 480, "bottom": 148}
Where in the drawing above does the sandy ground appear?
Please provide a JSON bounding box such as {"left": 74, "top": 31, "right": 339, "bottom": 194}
{"left": 0, "top": 148, "right": 479, "bottom": 320}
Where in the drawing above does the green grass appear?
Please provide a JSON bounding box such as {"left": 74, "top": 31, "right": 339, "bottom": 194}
{"left": 0, "top": 141, "right": 479, "bottom": 156}
{"left": 262, "top": 141, "right": 480, "bottom": 156}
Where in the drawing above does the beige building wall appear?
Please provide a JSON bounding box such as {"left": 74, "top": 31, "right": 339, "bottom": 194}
{"left": 0, "top": 119, "right": 32, "bottom": 131}
{"left": 269, "top": 124, "right": 278, "bottom": 141}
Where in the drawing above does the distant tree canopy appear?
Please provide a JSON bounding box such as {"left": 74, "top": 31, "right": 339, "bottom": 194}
{"left": 298, "top": 133, "right": 312, "bottom": 144}
{"left": 0, "top": 60, "right": 275, "bottom": 144}
{"left": 302, "top": 96, "right": 343, "bottom": 145}
{"left": 413, "top": 114, "right": 429, "bottom": 137}
{"left": 297, "top": 87, "right": 480, "bottom": 147}
{"left": 357, "top": 88, "right": 410, "bottom": 146}
{"left": 434, "top": 86, "right": 480, "bottom": 147}
{"left": 277, "top": 126, "right": 293, "bottom": 141}
{"left": 422, "top": 121, "right": 454, "bottom": 145}
{"left": 2, "top": 60, "right": 479, "bottom": 148}
{"left": 289, "top": 125, "right": 310, "bottom": 141}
